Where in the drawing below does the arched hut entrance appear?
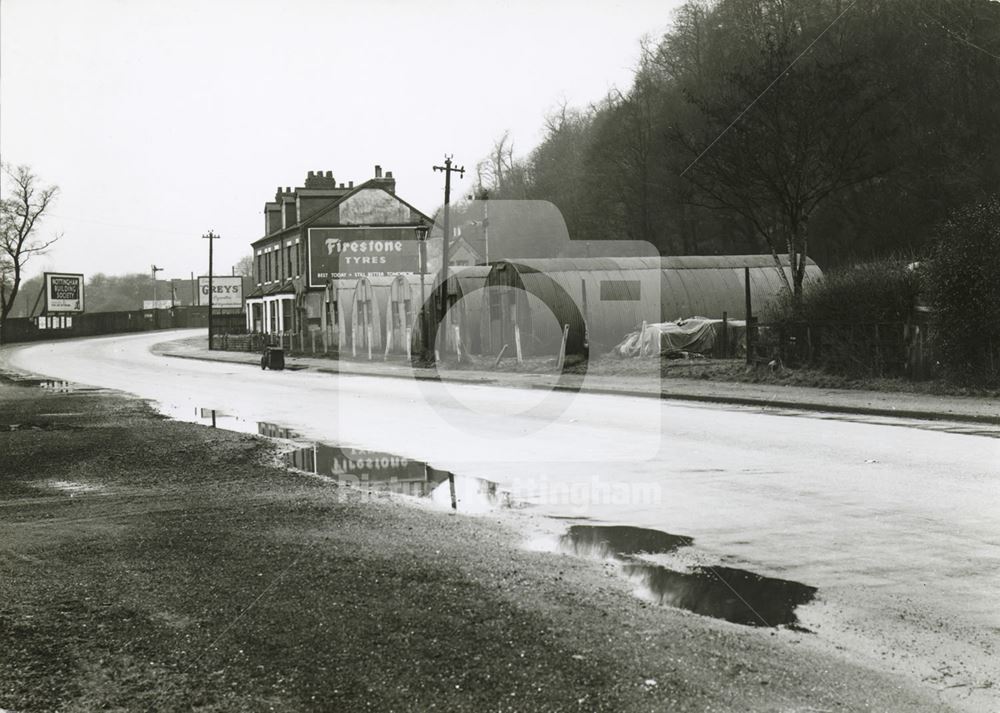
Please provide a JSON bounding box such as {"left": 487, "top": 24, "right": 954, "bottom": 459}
{"left": 385, "top": 274, "right": 423, "bottom": 357}
{"left": 350, "top": 276, "right": 386, "bottom": 358}
{"left": 483, "top": 261, "right": 588, "bottom": 359}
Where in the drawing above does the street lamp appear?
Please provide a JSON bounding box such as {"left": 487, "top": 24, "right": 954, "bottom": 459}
{"left": 414, "top": 224, "right": 429, "bottom": 360}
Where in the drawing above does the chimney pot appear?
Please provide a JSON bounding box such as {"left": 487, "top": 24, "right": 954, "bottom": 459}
{"left": 339, "top": 183, "right": 345, "bottom": 188}
{"left": 386, "top": 171, "right": 393, "bottom": 179}
{"left": 349, "top": 181, "right": 354, "bottom": 188}
{"left": 375, "top": 165, "right": 382, "bottom": 178}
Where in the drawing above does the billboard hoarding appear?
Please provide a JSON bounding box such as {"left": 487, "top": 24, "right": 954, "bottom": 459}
{"left": 307, "top": 227, "right": 420, "bottom": 287}
{"left": 44, "top": 273, "right": 85, "bottom": 313}
{"left": 198, "top": 276, "right": 244, "bottom": 308}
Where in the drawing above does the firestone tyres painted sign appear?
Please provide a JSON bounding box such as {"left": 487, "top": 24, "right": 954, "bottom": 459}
{"left": 308, "top": 227, "right": 419, "bottom": 286}
{"left": 44, "top": 273, "right": 85, "bottom": 313}
{"left": 197, "top": 276, "right": 244, "bottom": 308}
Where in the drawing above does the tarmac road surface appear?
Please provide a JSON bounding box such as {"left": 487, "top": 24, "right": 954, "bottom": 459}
{"left": 3, "top": 330, "right": 998, "bottom": 711}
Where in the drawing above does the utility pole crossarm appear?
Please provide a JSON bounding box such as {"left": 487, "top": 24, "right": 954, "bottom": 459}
{"left": 432, "top": 155, "right": 465, "bottom": 319}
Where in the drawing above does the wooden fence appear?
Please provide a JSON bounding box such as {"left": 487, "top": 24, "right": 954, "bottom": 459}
{"left": 1, "top": 307, "right": 246, "bottom": 344}
{"left": 750, "top": 318, "right": 935, "bottom": 380}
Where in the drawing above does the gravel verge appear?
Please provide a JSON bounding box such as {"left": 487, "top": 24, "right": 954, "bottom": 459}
{"left": 0, "top": 379, "right": 948, "bottom": 711}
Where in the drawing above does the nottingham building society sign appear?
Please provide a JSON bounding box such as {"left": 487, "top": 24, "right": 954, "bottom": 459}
{"left": 44, "top": 272, "right": 85, "bottom": 313}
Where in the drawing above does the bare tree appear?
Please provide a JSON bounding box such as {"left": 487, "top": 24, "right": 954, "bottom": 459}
{"left": 233, "top": 254, "right": 254, "bottom": 277}
{"left": 669, "top": 0, "right": 894, "bottom": 305}
{"left": 1, "top": 164, "right": 60, "bottom": 341}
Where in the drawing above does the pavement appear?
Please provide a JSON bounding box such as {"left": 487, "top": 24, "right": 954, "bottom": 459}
{"left": 154, "top": 334, "right": 1000, "bottom": 426}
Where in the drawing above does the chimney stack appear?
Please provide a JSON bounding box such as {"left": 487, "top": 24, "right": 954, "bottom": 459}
{"left": 374, "top": 165, "right": 382, "bottom": 179}
{"left": 326, "top": 170, "right": 333, "bottom": 178}
{"left": 386, "top": 171, "right": 393, "bottom": 179}
{"left": 308, "top": 171, "right": 315, "bottom": 179}
{"left": 349, "top": 181, "right": 354, "bottom": 188}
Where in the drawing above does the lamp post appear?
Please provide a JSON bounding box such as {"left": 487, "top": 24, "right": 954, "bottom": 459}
{"left": 151, "top": 265, "right": 164, "bottom": 307}
{"left": 414, "top": 224, "right": 429, "bottom": 360}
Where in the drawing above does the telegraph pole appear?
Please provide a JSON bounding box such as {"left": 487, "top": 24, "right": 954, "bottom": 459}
{"left": 432, "top": 156, "right": 464, "bottom": 317}
{"left": 203, "top": 230, "right": 220, "bottom": 349}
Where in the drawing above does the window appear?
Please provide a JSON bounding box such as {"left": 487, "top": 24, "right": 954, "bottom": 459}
{"left": 600, "top": 280, "right": 640, "bottom": 301}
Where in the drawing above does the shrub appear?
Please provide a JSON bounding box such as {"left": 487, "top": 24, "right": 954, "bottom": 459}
{"left": 767, "top": 257, "right": 921, "bottom": 323}
{"left": 922, "top": 197, "right": 1000, "bottom": 387}
{"left": 763, "top": 257, "right": 921, "bottom": 377}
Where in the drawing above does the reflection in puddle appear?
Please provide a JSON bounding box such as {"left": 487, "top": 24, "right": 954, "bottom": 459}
{"left": 559, "top": 525, "right": 693, "bottom": 560}
{"left": 282, "top": 442, "right": 508, "bottom": 512}
{"left": 258, "top": 422, "right": 300, "bottom": 439}
{"left": 622, "top": 562, "right": 817, "bottom": 628}
{"left": 556, "top": 523, "right": 816, "bottom": 628}
{"left": 0, "top": 371, "right": 103, "bottom": 393}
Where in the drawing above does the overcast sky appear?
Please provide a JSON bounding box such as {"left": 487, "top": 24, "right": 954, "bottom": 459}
{"left": 1, "top": 0, "right": 683, "bottom": 280}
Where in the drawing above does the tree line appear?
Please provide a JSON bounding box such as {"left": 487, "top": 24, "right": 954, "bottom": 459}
{"left": 466, "top": 0, "right": 1000, "bottom": 301}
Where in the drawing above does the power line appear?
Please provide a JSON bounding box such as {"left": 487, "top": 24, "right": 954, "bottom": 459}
{"left": 680, "top": 0, "right": 859, "bottom": 178}
{"left": 919, "top": 5, "right": 1000, "bottom": 61}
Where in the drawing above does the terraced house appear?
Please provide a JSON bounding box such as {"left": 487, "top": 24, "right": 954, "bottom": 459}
{"left": 246, "top": 166, "right": 432, "bottom": 338}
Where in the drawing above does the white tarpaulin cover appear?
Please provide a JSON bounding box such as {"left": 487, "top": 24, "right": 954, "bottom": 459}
{"left": 613, "top": 317, "right": 747, "bottom": 357}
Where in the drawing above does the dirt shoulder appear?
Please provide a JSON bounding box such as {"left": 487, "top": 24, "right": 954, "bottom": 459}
{"left": 155, "top": 334, "right": 1000, "bottom": 426}
{"left": 0, "top": 378, "right": 951, "bottom": 712}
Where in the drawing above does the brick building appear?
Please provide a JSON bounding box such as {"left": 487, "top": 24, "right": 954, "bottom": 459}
{"left": 246, "top": 166, "right": 433, "bottom": 336}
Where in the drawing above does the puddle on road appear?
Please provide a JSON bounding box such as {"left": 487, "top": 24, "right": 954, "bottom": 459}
{"left": 0, "top": 370, "right": 106, "bottom": 393}
{"left": 182, "top": 405, "right": 511, "bottom": 514}
{"left": 559, "top": 525, "right": 693, "bottom": 560}
{"left": 258, "top": 422, "right": 300, "bottom": 439}
{"left": 622, "top": 562, "right": 817, "bottom": 628}
{"left": 556, "top": 523, "right": 816, "bottom": 628}
{"left": 281, "top": 442, "right": 510, "bottom": 512}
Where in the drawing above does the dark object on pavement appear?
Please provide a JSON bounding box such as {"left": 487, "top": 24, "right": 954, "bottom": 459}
{"left": 261, "top": 346, "right": 285, "bottom": 371}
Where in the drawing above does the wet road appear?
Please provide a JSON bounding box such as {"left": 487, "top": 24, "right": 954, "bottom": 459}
{"left": 3, "top": 330, "right": 999, "bottom": 710}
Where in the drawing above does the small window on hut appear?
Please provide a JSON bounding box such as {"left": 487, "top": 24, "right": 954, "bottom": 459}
{"left": 600, "top": 279, "right": 640, "bottom": 301}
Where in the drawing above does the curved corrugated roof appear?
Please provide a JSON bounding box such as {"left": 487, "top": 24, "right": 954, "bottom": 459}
{"left": 498, "top": 255, "right": 816, "bottom": 274}
{"left": 475, "top": 255, "right": 823, "bottom": 354}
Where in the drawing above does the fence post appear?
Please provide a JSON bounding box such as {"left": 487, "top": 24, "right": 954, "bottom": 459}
{"left": 744, "top": 266, "right": 753, "bottom": 365}
{"left": 721, "top": 311, "right": 728, "bottom": 358}
{"left": 513, "top": 309, "right": 523, "bottom": 364}
{"left": 557, "top": 324, "right": 570, "bottom": 370}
